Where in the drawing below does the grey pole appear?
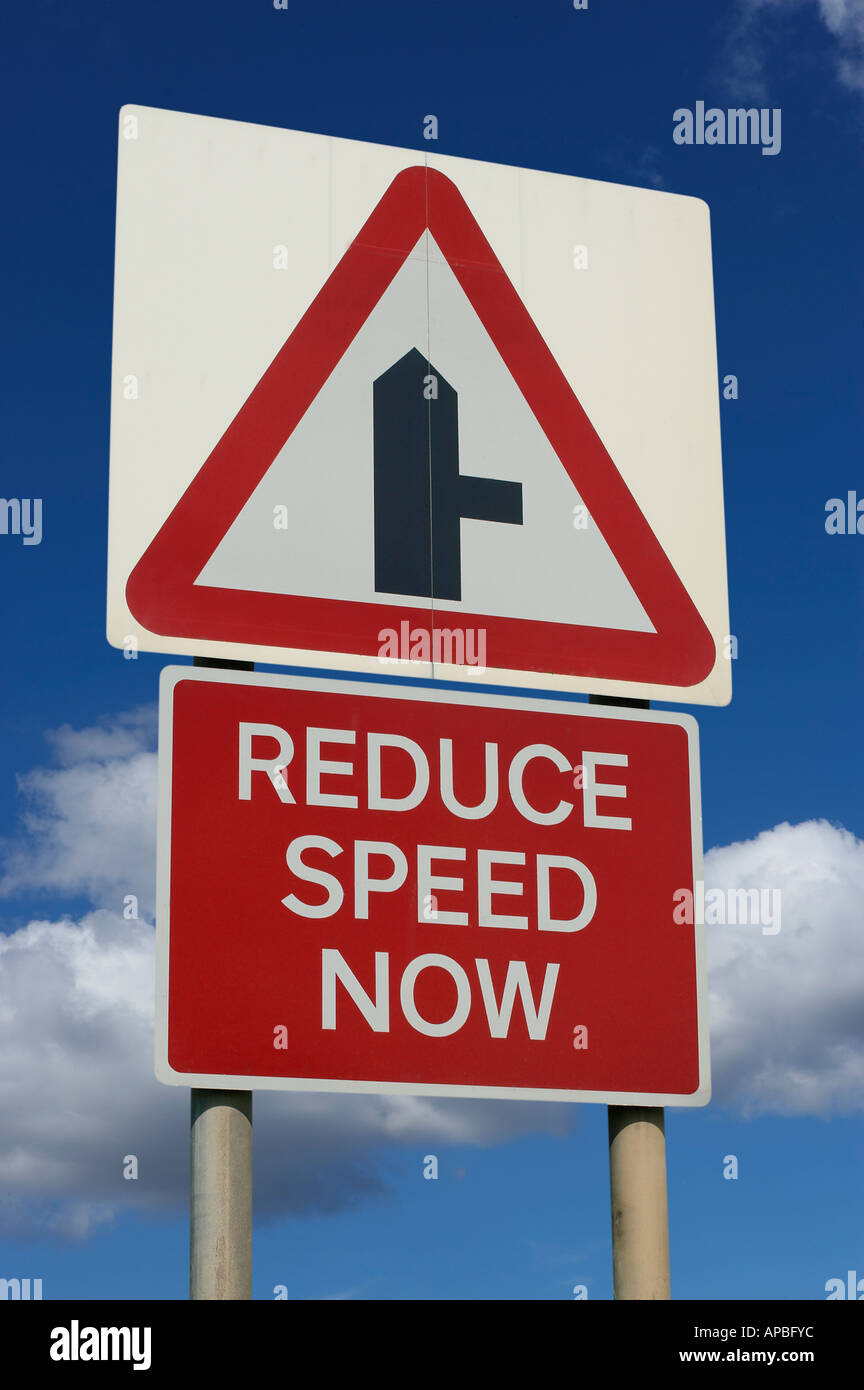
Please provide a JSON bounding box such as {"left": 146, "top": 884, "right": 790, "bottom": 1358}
{"left": 589, "top": 694, "right": 671, "bottom": 1301}
{"left": 607, "top": 1105, "right": 670, "bottom": 1299}
{"left": 189, "top": 657, "right": 255, "bottom": 1301}
{"left": 190, "top": 1089, "right": 253, "bottom": 1300}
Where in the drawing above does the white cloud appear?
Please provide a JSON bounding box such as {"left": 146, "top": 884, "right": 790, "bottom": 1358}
{"left": 0, "top": 706, "right": 158, "bottom": 916}
{"left": 1, "top": 713, "right": 862, "bottom": 1238}
{"left": 705, "top": 818, "right": 864, "bottom": 1116}
{"left": 45, "top": 706, "right": 158, "bottom": 768}
{"left": 725, "top": 0, "right": 864, "bottom": 97}
{"left": 0, "top": 908, "right": 162, "bottom": 1238}
{"left": 818, "top": 0, "right": 864, "bottom": 88}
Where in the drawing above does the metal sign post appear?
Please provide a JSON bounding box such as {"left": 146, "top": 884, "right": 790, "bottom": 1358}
{"left": 608, "top": 1106, "right": 670, "bottom": 1299}
{"left": 590, "top": 694, "right": 671, "bottom": 1300}
{"left": 189, "top": 657, "right": 254, "bottom": 1301}
{"left": 190, "top": 1090, "right": 252, "bottom": 1301}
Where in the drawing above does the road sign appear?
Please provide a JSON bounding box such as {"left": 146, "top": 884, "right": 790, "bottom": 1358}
{"left": 156, "top": 667, "right": 709, "bottom": 1105}
{"left": 110, "top": 106, "right": 731, "bottom": 705}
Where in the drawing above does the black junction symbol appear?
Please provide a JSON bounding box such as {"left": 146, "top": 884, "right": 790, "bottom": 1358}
{"left": 373, "top": 347, "right": 523, "bottom": 601}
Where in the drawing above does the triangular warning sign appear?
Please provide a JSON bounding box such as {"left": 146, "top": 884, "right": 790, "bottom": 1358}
{"left": 126, "top": 165, "right": 715, "bottom": 686}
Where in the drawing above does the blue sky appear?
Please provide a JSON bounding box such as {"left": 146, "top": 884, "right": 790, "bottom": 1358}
{"left": 1, "top": 0, "right": 862, "bottom": 1300}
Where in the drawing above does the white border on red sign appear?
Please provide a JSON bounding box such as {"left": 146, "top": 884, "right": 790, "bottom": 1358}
{"left": 154, "top": 665, "right": 709, "bottom": 1106}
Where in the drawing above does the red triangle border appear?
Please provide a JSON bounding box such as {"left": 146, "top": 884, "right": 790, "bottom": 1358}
{"left": 126, "top": 164, "right": 716, "bottom": 688}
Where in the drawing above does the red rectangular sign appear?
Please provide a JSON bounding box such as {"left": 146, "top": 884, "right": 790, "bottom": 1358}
{"left": 156, "top": 668, "right": 709, "bottom": 1104}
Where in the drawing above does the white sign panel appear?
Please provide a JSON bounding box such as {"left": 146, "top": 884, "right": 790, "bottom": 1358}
{"left": 108, "top": 105, "right": 730, "bottom": 704}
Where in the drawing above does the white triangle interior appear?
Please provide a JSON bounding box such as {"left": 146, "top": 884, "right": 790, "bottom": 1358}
{"left": 195, "top": 234, "right": 655, "bottom": 634}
